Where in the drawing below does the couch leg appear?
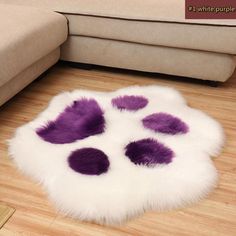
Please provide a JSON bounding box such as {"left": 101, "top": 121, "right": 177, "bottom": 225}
{"left": 36, "top": 68, "right": 51, "bottom": 80}
{"left": 61, "top": 61, "right": 94, "bottom": 70}
{"left": 207, "top": 80, "right": 219, "bottom": 87}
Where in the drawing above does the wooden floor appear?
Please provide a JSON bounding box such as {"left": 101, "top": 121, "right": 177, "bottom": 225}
{"left": 0, "top": 64, "right": 235, "bottom": 236}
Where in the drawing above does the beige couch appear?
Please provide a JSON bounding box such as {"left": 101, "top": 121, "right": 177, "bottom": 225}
{"left": 0, "top": 4, "right": 68, "bottom": 106}
{"left": 1, "top": 1, "right": 236, "bottom": 105}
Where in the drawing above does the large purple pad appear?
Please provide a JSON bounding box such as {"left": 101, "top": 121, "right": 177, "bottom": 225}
{"left": 125, "top": 138, "right": 174, "bottom": 166}
{"left": 112, "top": 95, "right": 148, "bottom": 111}
{"left": 36, "top": 98, "right": 105, "bottom": 144}
{"left": 68, "top": 148, "right": 110, "bottom": 175}
{"left": 142, "top": 113, "right": 189, "bottom": 135}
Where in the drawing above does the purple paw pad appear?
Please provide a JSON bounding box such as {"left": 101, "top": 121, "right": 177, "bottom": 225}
{"left": 125, "top": 138, "right": 174, "bottom": 166}
{"left": 112, "top": 95, "right": 148, "bottom": 111}
{"left": 36, "top": 98, "right": 105, "bottom": 144}
{"left": 68, "top": 148, "right": 110, "bottom": 175}
{"left": 142, "top": 113, "right": 189, "bottom": 135}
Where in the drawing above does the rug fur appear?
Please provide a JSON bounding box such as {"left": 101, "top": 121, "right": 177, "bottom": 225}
{"left": 9, "top": 86, "right": 225, "bottom": 225}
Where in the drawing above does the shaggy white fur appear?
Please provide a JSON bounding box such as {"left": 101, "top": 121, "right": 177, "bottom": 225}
{"left": 9, "top": 86, "right": 224, "bottom": 225}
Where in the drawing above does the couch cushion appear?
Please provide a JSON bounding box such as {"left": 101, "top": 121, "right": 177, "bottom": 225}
{"left": 0, "top": 4, "right": 68, "bottom": 87}
{"left": 1, "top": 0, "right": 236, "bottom": 26}
{"left": 0, "top": 49, "right": 60, "bottom": 106}
{"left": 66, "top": 14, "right": 236, "bottom": 55}
{"left": 1, "top": 1, "right": 236, "bottom": 54}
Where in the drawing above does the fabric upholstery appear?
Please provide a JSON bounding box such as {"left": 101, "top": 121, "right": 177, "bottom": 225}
{"left": 0, "top": 49, "right": 60, "bottom": 106}
{"left": 1, "top": 1, "right": 236, "bottom": 54}
{"left": 0, "top": 1, "right": 235, "bottom": 83}
{"left": 0, "top": 4, "right": 68, "bottom": 87}
{"left": 61, "top": 36, "right": 236, "bottom": 82}
{"left": 1, "top": 0, "right": 236, "bottom": 26}
{"left": 66, "top": 14, "right": 236, "bottom": 55}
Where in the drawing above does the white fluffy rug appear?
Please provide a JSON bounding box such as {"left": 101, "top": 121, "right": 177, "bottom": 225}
{"left": 9, "top": 86, "right": 224, "bottom": 225}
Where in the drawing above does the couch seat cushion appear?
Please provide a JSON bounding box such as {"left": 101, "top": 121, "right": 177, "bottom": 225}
{"left": 66, "top": 14, "right": 236, "bottom": 55}
{"left": 0, "top": 4, "right": 67, "bottom": 87}
{"left": 1, "top": 0, "right": 236, "bottom": 54}
{"left": 1, "top": 0, "right": 236, "bottom": 26}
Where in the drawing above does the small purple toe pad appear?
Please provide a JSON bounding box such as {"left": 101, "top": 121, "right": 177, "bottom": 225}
{"left": 68, "top": 148, "right": 110, "bottom": 175}
{"left": 112, "top": 95, "right": 148, "bottom": 111}
{"left": 142, "top": 113, "right": 189, "bottom": 135}
{"left": 125, "top": 138, "right": 174, "bottom": 166}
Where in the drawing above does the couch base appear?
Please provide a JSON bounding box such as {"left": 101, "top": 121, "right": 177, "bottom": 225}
{"left": 61, "top": 36, "right": 236, "bottom": 82}
{"left": 0, "top": 48, "right": 60, "bottom": 106}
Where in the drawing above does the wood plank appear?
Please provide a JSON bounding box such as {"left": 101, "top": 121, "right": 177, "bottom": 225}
{"left": 0, "top": 204, "right": 15, "bottom": 229}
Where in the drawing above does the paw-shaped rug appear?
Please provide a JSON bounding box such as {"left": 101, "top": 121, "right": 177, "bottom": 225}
{"left": 9, "top": 86, "right": 224, "bottom": 225}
